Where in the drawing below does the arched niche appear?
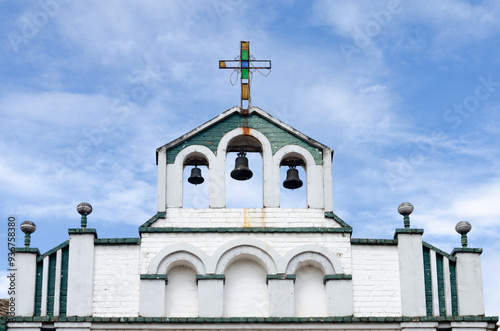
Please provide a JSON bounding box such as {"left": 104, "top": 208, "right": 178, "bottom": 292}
{"left": 165, "top": 264, "right": 198, "bottom": 317}
{"left": 283, "top": 245, "right": 343, "bottom": 275}
{"left": 215, "top": 128, "right": 275, "bottom": 208}
{"left": 168, "top": 145, "right": 216, "bottom": 208}
{"left": 274, "top": 145, "right": 323, "bottom": 209}
{"left": 148, "top": 243, "right": 209, "bottom": 275}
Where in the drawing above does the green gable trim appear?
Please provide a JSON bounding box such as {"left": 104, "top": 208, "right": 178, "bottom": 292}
{"left": 47, "top": 254, "right": 57, "bottom": 316}
{"left": 68, "top": 228, "right": 98, "bottom": 237}
{"left": 139, "top": 226, "right": 352, "bottom": 234}
{"left": 266, "top": 274, "right": 296, "bottom": 284}
{"left": 324, "top": 212, "right": 353, "bottom": 231}
{"left": 140, "top": 212, "right": 166, "bottom": 227}
{"left": 422, "top": 246, "right": 433, "bottom": 316}
{"left": 324, "top": 274, "right": 352, "bottom": 284}
{"left": 351, "top": 238, "right": 398, "bottom": 245}
{"left": 165, "top": 112, "right": 324, "bottom": 165}
{"left": 37, "top": 240, "right": 69, "bottom": 262}
{"left": 95, "top": 238, "right": 140, "bottom": 245}
{"left": 59, "top": 245, "right": 69, "bottom": 317}
{"left": 449, "top": 261, "right": 459, "bottom": 316}
{"left": 423, "top": 241, "right": 456, "bottom": 262}
{"left": 436, "top": 254, "right": 446, "bottom": 317}
{"left": 14, "top": 247, "right": 40, "bottom": 254}
{"left": 451, "top": 247, "right": 483, "bottom": 255}
{"left": 34, "top": 261, "right": 43, "bottom": 316}
{"left": 10, "top": 315, "right": 499, "bottom": 323}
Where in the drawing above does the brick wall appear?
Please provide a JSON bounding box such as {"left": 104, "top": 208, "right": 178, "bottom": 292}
{"left": 152, "top": 208, "right": 341, "bottom": 228}
{"left": 351, "top": 245, "right": 401, "bottom": 316}
{"left": 93, "top": 245, "right": 140, "bottom": 317}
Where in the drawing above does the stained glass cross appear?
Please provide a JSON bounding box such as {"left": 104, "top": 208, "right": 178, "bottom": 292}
{"left": 219, "top": 41, "right": 271, "bottom": 112}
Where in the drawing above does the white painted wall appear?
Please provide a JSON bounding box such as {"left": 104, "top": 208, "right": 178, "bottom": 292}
{"left": 165, "top": 265, "right": 198, "bottom": 317}
{"left": 351, "top": 245, "right": 401, "bottom": 317}
{"left": 294, "top": 264, "right": 327, "bottom": 317}
{"left": 92, "top": 245, "right": 140, "bottom": 317}
{"left": 223, "top": 258, "right": 269, "bottom": 317}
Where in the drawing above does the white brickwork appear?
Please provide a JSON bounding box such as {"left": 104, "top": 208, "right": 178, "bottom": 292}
{"left": 152, "top": 208, "right": 341, "bottom": 228}
{"left": 93, "top": 245, "right": 140, "bottom": 317}
{"left": 351, "top": 245, "right": 401, "bottom": 317}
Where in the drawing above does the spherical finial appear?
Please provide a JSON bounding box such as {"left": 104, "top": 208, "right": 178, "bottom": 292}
{"left": 398, "top": 202, "right": 414, "bottom": 215}
{"left": 455, "top": 221, "right": 472, "bottom": 235}
{"left": 20, "top": 220, "right": 37, "bottom": 234}
{"left": 77, "top": 202, "right": 93, "bottom": 216}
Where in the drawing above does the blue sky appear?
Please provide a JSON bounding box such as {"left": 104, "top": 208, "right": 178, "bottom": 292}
{"left": 1, "top": 0, "right": 499, "bottom": 317}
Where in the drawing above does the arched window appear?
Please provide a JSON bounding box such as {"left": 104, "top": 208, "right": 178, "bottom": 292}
{"left": 165, "top": 265, "right": 198, "bottom": 317}
{"left": 223, "top": 257, "right": 269, "bottom": 317}
{"left": 294, "top": 262, "right": 327, "bottom": 317}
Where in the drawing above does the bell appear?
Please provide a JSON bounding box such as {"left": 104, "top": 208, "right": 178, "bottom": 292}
{"left": 188, "top": 166, "right": 204, "bottom": 185}
{"left": 283, "top": 166, "right": 303, "bottom": 190}
{"left": 230, "top": 152, "right": 253, "bottom": 181}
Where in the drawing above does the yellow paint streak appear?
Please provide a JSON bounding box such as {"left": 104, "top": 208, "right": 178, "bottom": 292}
{"left": 260, "top": 209, "right": 266, "bottom": 228}
{"left": 243, "top": 208, "right": 250, "bottom": 228}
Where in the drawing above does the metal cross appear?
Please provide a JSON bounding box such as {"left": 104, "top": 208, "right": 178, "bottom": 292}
{"left": 219, "top": 41, "right": 271, "bottom": 112}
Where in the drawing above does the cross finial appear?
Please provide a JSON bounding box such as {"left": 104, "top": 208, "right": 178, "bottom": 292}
{"left": 219, "top": 41, "right": 271, "bottom": 113}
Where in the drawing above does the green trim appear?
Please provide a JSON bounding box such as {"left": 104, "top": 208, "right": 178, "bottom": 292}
{"left": 449, "top": 261, "right": 459, "bottom": 316}
{"left": 14, "top": 247, "right": 40, "bottom": 254}
{"left": 351, "top": 238, "right": 398, "bottom": 245}
{"left": 452, "top": 247, "right": 483, "bottom": 255}
{"left": 323, "top": 274, "right": 352, "bottom": 284}
{"left": 324, "top": 212, "right": 353, "bottom": 231}
{"left": 59, "top": 246, "right": 69, "bottom": 317}
{"left": 95, "top": 238, "right": 140, "bottom": 245}
{"left": 140, "top": 274, "right": 168, "bottom": 281}
{"left": 9, "top": 315, "right": 499, "bottom": 323}
{"left": 139, "top": 226, "right": 352, "bottom": 234}
{"left": 34, "top": 261, "right": 43, "bottom": 316}
{"left": 140, "top": 212, "right": 166, "bottom": 227}
{"left": 266, "top": 274, "right": 296, "bottom": 284}
{"left": 37, "top": 240, "right": 69, "bottom": 262}
{"left": 422, "top": 241, "right": 456, "bottom": 261}
{"left": 68, "top": 228, "right": 98, "bottom": 237}
{"left": 196, "top": 274, "right": 226, "bottom": 284}
{"left": 436, "top": 254, "right": 446, "bottom": 317}
{"left": 47, "top": 254, "right": 57, "bottom": 316}
{"left": 422, "top": 246, "right": 433, "bottom": 316}
{"left": 394, "top": 228, "right": 424, "bottom": 238}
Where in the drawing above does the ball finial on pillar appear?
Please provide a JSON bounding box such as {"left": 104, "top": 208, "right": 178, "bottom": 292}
{"left": 455, "top": 221, "right": 472, "bottom": 247}
{"left": 20, "top": 220, "right": 37, "bottom": 248}
{"left": 398, "top": 202, "right": 414, "bottom": 228}
{"left": 77, "top": 202, "right": 93, "bottom": 229}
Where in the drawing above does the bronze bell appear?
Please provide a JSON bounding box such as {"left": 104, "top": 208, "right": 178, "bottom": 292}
{"left": 188, "top": 166, "right": 204, "bottom": 185}
{"left": 283, "top": 166, "right": 303, "bottom": 189}
{"left": 230, "top": 152, "right": 253, "bottom": 181}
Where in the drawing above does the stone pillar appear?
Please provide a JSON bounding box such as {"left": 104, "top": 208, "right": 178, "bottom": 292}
{"left": 14, "top": 248, "right": 39, "bottom": 317}
{"left": 197, "top": 276, "right": 225, "bottom": 317}
{"left": 323, "top": 148, "right": 333, "bottom": 213}
{"left": 157, "top": 148, "right": 167, "bottom": 212}
{"left": 395, "top": 229, "right": 427, "bottom": 316}
{"left": 452, "top": 248, "right": 485, "bottom": 316}
{"left": 324, "top": 274, "right": 353, "bottom": 316}
{"left": 66, "top": 229, "right": 96, "bottom": 316}
{"left": 140, "top": 275, "right": 167, "bottom": 317}
{"left": 267, "top": 276, "right": 295, "bottom": 317}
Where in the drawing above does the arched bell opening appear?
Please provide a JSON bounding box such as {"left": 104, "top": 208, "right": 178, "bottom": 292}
{"left": 225, "top": 135, "right": 263, "bottom": 208}
{"left": 183, "top": 154, "right": 209, "bottom": 208}
{"left": 279, "top": 156, "right": 306, "bottom": 208}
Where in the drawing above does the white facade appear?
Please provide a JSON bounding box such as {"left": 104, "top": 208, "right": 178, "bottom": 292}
{"left": 9, "top": 106, "right": 497, "bottom": 331}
